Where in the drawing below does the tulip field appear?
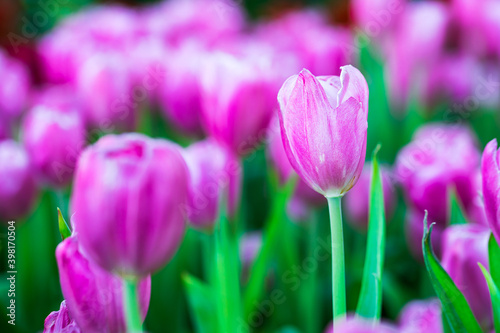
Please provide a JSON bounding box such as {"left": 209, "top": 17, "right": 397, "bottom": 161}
{"left": 2, "top": 0, "right": 500, "bottom": 332}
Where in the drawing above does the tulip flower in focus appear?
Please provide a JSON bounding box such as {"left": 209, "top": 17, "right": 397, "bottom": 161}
{"left": 441, "top": 224, "right": 492, "bottom": 328}
{"left": 182, "top": 139, "right": 241, "bottom": 230}
{"left": 22, "top": 97, "right": 85, "bottom": 187}
{"left": 201, "top": 52, "right": 277, "bottom": 156}
{"left": 481, "top": 139, "right": 500, "bottom": 242}
{"left": 71, "top": 133, "right": 189, "bottom": 277}
{"left": 398, "top": 299, "right": 442, "bottom": 333}
{"left": 0, "top": 140, "right": 37, "bottom": 222}
{"left": 43, "top": 301, "right": 81, "bottom": 333}
{"left": 344, "top": 163, "right": 396, "bottom": 231}
{"left": 56, "top": 236, "right": 151, "bottom": 332}
{"left": 277, "top": 66, "right": 369, "bottom": 198}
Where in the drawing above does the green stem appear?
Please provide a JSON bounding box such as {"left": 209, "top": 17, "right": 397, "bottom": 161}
{"left": 123, "top": 277, "right": 143, "bottom": 333}
{"left": 304, "top": 209, "right": 320, "bottom": 333}
{"left": 327, "top": 196, "right": 346, "bottom": 327}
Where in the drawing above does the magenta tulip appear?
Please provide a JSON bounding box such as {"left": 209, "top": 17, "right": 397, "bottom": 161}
{"left": 351, "top": 0, "right": 405, "bottom": 37}
{"left": 277, "top": 66, "right": 369, "bottom": 198}
{"left": 398, "top": 299, "right": 442, "bottom": 333}
{"left": 22, "top": 95, "right": 85, "bottom": 187}
{"left": 0, "top": 140, "right": 37, "bottom": 222}
{"left": 0, "top": 50, "right": 30, "bottom": 122}
{"left": 71, "top": 133, "right": 189, "bottom": 276}
{"left": 441, "top": 224, "right": 492, "bottom": 328}
{"left": 182, "top": 139, "right": 241, "bottom": 229}
{"left": 344, "top": 163, "right": 396, "bottom": 230}
{"left": 201, "top": 52, "right": 277, "bottom": 156}
{"left": 56, "top": 236, "right": 151, "bottom": 332}
{"left": 44, "top": 301, "right": 81, "bottom": 333}
{"left": 481, "top": 139, "right": 500, "bottom": 242}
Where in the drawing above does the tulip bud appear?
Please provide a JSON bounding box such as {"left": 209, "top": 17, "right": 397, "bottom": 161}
{"left": 71, "top": 133, "right": 189, "bottom": 276}
{"left": 201, "top": 52, "right": 277, "bottom": 156}
{"left": 324, "top": 317, "right": 397, "bottom": 333}
{"left": 44, "top": 300, "right": 82, "bottom": 333}
{"left": 395, "top": 124, "right": 480, "bottom": 224}
{"left": 22, "top": 99, "right": 85, "bottom": 187}
{"left": 182, "top": 139, "right": 241, "bottom": 229}
{"left": 441, "top": 224, "right": 492, "bottom": 328}
{"left": 481, "top": 139, "right": 500, "bottom": 242}
{"left": 398, "top": 299, "right": 442, "bottom": 333}
{"left": 56, "top": 236, "right": 151, "bottom": 332}
{"left": 277, "top": 66, "right": 369, "bottom": 198}
{"left": 0, "top": 49, "right": 30, "bottom": 121}
{"left": 0, "top": 140, "right": 37, "bottom": 222}
{"left": 344, "top": 163, "right": 396, "bottom": 230}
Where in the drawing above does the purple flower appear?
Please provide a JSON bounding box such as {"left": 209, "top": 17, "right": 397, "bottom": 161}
{"left": 44, "top": 300, "right": 82, "bottom": 333}
{"left": 344, "top": 163, "right": 396, "bottom": 231}
{"left": 0, "top": 140, "right": 37, "bottom": 222}
{"left": 398, "top": 299, "right": 442, "bottom": 333}
{"left": 71, "top": 133, "right": 189, "bottom": 276}
{"left": 324, "top": 316, "right": 397, "bottom": 333}
{"left": 22, "top": 91, "right": 85, "bottom": 187}
{"left": 56, "top": 236, "right": 151, "bottom": 332}
{"left": 277, "top": 66, "right": 369, "bottom": 198}
{"left": 182, "top": 139, "right": 241, "bottom": 230}
{"left": 481, "top": 139, "right": 500, "bottom": 242}
{"left": 351, "top": 0, "right": 405, "bottom": 38}
{"left": 441, "top": 224, "right": 492, "bottom": 328}
{"left": 0, "top": 49, "right": 30, "bottom": 121}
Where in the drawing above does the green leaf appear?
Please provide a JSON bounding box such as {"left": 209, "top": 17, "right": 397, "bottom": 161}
{"left": 489, "top": 234, "right": 500, "bottom": 288}
{"left": 422, "top": 214, "right": 482, "bottom": 333}
{"left": 182, "top": 273, "right": 217, "bottom": 333}
{"left": 478, "top": 263, "right": 500, "bottom": 333}
{"left": 57, "top": 207, "right": 71, "bottom": 241}
{"left": 356, "top": 144, "right": 385, "bottom": 320}
{"left": 447, "top": 187, "right": 468, "bottom": 225}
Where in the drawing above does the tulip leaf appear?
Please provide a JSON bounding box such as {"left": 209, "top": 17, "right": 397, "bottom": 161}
{"left": 57, "top": 207, "right": 71, "bottom": 241}
{"left": 478, "top": 263, "right": 500, "bottom": 333}
{"left": 356, "top": 144, "right": 385, "bottom": 320}
{"left": 489, "top": 234, "right": 500, "bottom": 288}
{"left": 422, "top": 214, "right": 482, "bottom": 333}
{"left": 447, "top": 187, "right": 468, "bottom": 225}
{"left": 182, "top": 273, "right": 217, "bottom": 333}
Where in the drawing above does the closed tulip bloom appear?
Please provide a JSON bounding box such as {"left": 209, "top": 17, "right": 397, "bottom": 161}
{"left": 277, "top": 66, "right": 369, "bottom": 198}
{"left": 22, "top": 102, "right": 85, "bottom": 187}
{"left": 182, "top": 139, "right": 241, "bottom": 229}
{"left": 44, "top": 301, "right": 82, "bottom": 333}
{"left": 201, "top": 52, "right": 277, "bottom": 156}
{"left": 56, "top": 236, "right": 151, "bottom": 333}
{"left": 0, "top": 140, "right": 37, "bottom": 221}
{"left": 344, "top": 163, "right": 396, "bottom": 231}
{"left": 398, "top": 299, "right": 442, "bottom": 333}
{"left": 441, "top": 224, "right": 492, "bottom": 328}
{"left": 482, "top": 139, "right": 500, "bottom": 242}
{"left": 71, "top": 133, "right": 189, "bottom": 276}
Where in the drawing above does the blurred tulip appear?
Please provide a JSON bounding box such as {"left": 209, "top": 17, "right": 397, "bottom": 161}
{"left": 441, "top": 224, "right": 492, "bottom": 328}
{"left": 201, "top": 52, "right": 277, "bottom": 156}
{"left": 0, "top": 140, "right": 37, "bottom": 222}
{"left": 43, "top": 300, "right": 81, "bottom": 333}
{"left": 324, "top": 317, "right": 397, "bottom": 332}
{"left": 182, "top": 139, "right": 241, "bottom": 230}
{"left": 56, "top": 236, "right": 151, "bottom": 332}
{"left": 398, "top": 299, "right": 442, "bottom": 333}
{"left": 395, "top": 124, "right": 480, "bottom": 224}
{"left": 344, "top": 163, "right": 396, "bottom": 231}
{"left": 71, "top": 133, "right": 189, "bottom": 276}
{"left": 22, "top": 99, "right": 85, "bottom": 187}
{"left": 351, "top": 0, "right": 405, "bottom": 37}
{"left": 0, "top": 49, "right": 30, "bottom": 121}
{"left": 481, "top": 139, "right": 500, "bottom": 242}
{"left": 277, "top": 66, "right": 369, "bottom": 198}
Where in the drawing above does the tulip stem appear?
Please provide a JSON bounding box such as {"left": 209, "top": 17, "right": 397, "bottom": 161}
{"left": 327, "top": 196, "right": 346, "bottom": 327}
{"left": 123, "top": 277, "right": 142, "bottom": 333}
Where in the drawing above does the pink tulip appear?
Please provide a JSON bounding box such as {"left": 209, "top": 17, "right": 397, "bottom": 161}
{"left": 351, "top": 0, "right": 406, "bottom": 37}
{"left": 182, "top": 139, "right": 241, "bottom": 229}
{"left": 277, "top": 66, "right": 369, "bottom": 198}
{"left": 0, "top": 140, "right": 37, "bottom": 222}
{"left": 56, "top": 236, "right": 151, "bottom": 332}
{"left": 324, "top": 316, "right": 398, "bottom": 333}
{"left": 43, "top": 301, "right": 81, "bottom": 333}
{"left": 481, "top": 139, "right": 500, "bottom": 242}
{"left": 398, "top": 299, "right": 442, "bottom": 333}
{"left": 71, "top": 133, "right": 189, "bottom": 276}
{"left": 0, "top": 49, "right": 30, "bottom": 121}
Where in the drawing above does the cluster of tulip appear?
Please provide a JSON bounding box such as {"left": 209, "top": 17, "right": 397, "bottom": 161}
{"left": 1, "top": 0, "right": 500, "bottom": 332}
